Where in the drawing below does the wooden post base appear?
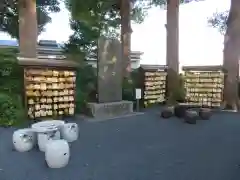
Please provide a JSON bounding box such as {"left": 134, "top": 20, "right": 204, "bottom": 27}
{"left": 222, "top": 101, "right": 239, "bottom": 111}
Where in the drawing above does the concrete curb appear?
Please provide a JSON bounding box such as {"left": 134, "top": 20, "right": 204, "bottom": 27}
{"left": 211, "top": 109, "right": 239, "bottom": 113}
{"left": 84, "top": 112, "right": 145, "bottom": 122}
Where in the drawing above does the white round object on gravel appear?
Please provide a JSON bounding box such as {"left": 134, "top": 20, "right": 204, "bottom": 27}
{"left": 45, "top": 140, "right": 70, "bottom": 168}
{"left": 13, "top": 128, "right": 35, "bottom": 152}
{"left": 61, "top": 123, "right": 79, "bottom": 142}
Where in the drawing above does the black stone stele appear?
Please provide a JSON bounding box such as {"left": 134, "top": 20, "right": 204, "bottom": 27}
{"left": 161, "top": 107, "right": 174, "bottom": 118}
{"left": 199, "top": 108, "right": 211, "bottom": 120}
{"left": 137, "top": 65, "right": 167, "bottom": 108}
{"left": 184, "top": 110, "right": 198, "bottom": 124}
{"left": 174, "top": 105, "right": 186, "bottom": 118}
{"left": 97, "top": 37, "right": 122, "bottom": 103}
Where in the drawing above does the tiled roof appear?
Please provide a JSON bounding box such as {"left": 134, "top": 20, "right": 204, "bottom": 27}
{"left": 0, "top": 40, "right": 18, "bottom": 46}
{"left": 0, "top": 39, "right": 143, "bottom": 61}
{"left": 0, "top": 40, "right": 64, "bottom": 48}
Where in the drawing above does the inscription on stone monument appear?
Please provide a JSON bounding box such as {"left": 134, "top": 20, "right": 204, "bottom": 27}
{"left": 97, "top": 37, "right": 122, "bottom": 103}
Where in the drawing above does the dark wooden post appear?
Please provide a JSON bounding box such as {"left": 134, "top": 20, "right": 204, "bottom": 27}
{"left": 222, "top": 0, "right": 240, "bottom": 110}
{"left": 166, "top": 0, "right": 179, "bottom": 103}
{"left": 18, "top": 0, "right": 38, "bottom": 58}
{"left": 120, "top": 0, "right": 132, "bottom": 78}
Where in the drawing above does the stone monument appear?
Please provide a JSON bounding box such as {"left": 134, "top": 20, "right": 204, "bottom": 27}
{"left": 87, "top": 36, "right": 133, "bottom": 119}
{"left": 97, "top": 36, "right": 122, "bottom": 102}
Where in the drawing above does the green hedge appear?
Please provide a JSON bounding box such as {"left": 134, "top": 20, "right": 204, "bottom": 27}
{"left": 0, "top": 48, "right": 25, "bottom": 127}
{"left": 0, "top": 57, "right": 23, "bottom": 93}
{"left": 0, "top": 93, "right": 25, "bottom": 127}
{"left": 75, "top": 64, "right": 97, "bottom": 113}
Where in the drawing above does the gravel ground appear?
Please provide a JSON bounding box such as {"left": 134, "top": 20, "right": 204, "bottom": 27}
{"left": 1, "top": 111, "right": 240, "bottom": 180}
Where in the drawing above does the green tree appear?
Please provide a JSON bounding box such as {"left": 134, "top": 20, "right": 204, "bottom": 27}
{"left": 208, "top": 11, "right": 228, "bottom": 34}
{"left": 65, "top": 0, "right": 204, "bottom": 105}
{"left": 65, "top": 0, "right": 202, "bottom": 56}
{"left": 0, "top": 0, "right": 60, "bottom": 39}
{"left": 64, "top": 0, "right": 148, "bottom": 62}
{"left": 64, "top": 20, "right": 99, "bottom": 61}
{"left": 65, "top": 0, "right": 149, "bottom": 78}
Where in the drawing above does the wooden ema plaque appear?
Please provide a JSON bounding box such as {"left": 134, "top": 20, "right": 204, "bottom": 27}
{"left": 138, "top": 65, "right": 167, "bottom": 108}
{"left": 182, "top": 65, "right": 224, "bottom": 107}
{"left": 19, "top": 58, "right": 78, "bottom": 119}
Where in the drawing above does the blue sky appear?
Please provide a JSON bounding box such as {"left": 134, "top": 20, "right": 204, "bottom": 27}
{"left": 0, "top": 0, "right": 230, "bottom": 66}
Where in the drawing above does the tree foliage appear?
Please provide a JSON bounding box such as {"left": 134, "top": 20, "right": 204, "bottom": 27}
{"left": 0, "top": 0, "right": 61, "bottom": 39}
{"left": 66, "top": 0, "right": 202, "bottom": 26}
{"left": 208, "top": 11, "right": 228, "bottom": 34}
{"left": 64, "top": 0, "right": 205, "bottom": 57}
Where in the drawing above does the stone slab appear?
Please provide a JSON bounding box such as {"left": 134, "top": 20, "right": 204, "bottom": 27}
{"left": 87, "top": 101, "right": 133, "bottom": 119}
{"left": 85, "top": 112, "right": 144, "bottom": 122}
{"left": 97, "top": 37, "right": 122, "bottom": 103}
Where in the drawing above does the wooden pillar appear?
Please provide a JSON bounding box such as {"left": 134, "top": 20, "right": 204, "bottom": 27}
{"left": 222, "top": 0, "right": 240, "bottom": 110}
{"left": 18, "top": 0, "right": 38, "bottom": 58}
{"left": 166, "top": 0, "right": 179, "bottom": 102}
{"left": 120, "top": 0, "right": 132, "bottom": 78}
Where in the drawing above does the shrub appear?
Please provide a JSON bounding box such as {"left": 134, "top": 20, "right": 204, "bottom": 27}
{"left": 0, "top": 48, "right": 23, "bottom": 95}
{"left": 0, "top": 93, "right": 25, "bottom": 127}
{"left": 167, "top": 74, "right": 186, "bottom": 105}
{"left": 75, "top": 64, "right": 97, "bottom": 113}
{"left": 0, "top": 48, "right": 25, "bottom": 127}
{"left": 122, "top": 77, "right": 134, "bottom": 101}
{"left": 122, "top": 70, "right": 140, "bottom": 109}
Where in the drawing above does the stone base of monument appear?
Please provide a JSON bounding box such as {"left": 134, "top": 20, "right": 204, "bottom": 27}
{"left": 87, "top": 101, "right": 133, "bottom": 119}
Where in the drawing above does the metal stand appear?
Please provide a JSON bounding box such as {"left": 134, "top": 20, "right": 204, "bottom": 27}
{"left": 136, "top": 99, "right": 140, "bottom": 112}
